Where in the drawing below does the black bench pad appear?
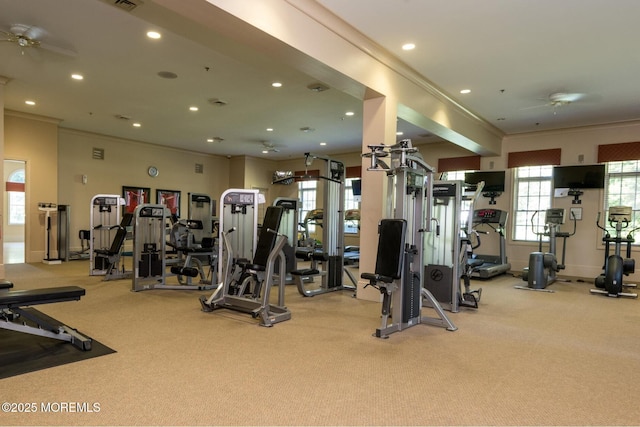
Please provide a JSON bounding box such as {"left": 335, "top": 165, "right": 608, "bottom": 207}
{"left": 0, "top": 286, "right": 86, "bottom": 309}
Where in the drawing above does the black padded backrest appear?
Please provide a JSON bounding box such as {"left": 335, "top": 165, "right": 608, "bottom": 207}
{"left": 121, "top": 213, "right": 134, "bottom": 227}
{"left": 108, "top": 227, "right": 128, "bottom": 254}
{"left": 253, "top": 206, "right": 284, "bottom": 267}
{"left": 374, "top": 219, "right": 407, "bottom": 279}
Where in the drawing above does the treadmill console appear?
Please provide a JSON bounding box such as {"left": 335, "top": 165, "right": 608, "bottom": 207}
{"left": 472, "top": 209, "right": 508, "bottom": 226}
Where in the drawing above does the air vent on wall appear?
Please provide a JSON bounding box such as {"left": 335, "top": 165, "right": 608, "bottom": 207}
{"left": 93, "top": 148, "right": 105, "bottom": 160}
{"left": 195, "top": 163, "right": 203, "bottom": 174}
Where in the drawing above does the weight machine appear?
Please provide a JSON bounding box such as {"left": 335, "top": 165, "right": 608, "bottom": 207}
{"left": 423, "top": 180, "right": 484, "bottom": 312}
{"left": 131, "top": 204, "right": 169, "bottom": 291}
{"left": 200, "top": 205, "right": 291, "bottom": 327}
{"left": 187, "top": 193, "right": 215, "bottom": 245}
{"left": 274, "top": 197, "right": 299, "bottom": 280}
{"left": 89, "top": 194, "right": 124, "bottom": 275}
{"left": 591, "top": 206, "right": 638, "bottom": 298}
{"left": 360, "top": 140, "right": 456, "bottom": 338}
{"left": 290, "top": 153, "right": 357, "bottom": 297}
{"left": 515, "top": 208, "right": 576, "bottom": 292}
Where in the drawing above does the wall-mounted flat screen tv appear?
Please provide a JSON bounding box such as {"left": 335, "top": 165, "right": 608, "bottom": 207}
{"left": 351, "top": 179, "right": 362, "bottom": 196}
{"left": 553, "top": 164, "right": 605, "bottom": 189}
{"left": 464, "top": 171, "right": 505, "bottom": 192}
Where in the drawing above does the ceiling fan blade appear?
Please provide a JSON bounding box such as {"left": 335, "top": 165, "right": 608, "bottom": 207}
{"left": 39, "top": 41, "right": 78, "bottom": 58}
{"left": 519, "top": 103, "right": 549, "bottom": 111}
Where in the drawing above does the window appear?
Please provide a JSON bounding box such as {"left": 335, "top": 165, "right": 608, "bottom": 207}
{"left": 440, "top": 170, "right": 473, "bottom": 227}
{"left": 7, "top": 169, "right": 26, "bottom": 225}
{"left": 344, "top": 178, "right": 360, "bottom": 234}
{"left": 604, "top": 160, "right": 640, "bottom": 234}
{"left": 298, "top": 180, "right": 317, "bottom": 235}
{"left": 512, "top": 165, "right": 553, "bottom": 241}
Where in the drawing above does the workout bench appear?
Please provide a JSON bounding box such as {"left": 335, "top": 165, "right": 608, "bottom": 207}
{"left": 0, "top": 284, "right": 92, "bottom": 351}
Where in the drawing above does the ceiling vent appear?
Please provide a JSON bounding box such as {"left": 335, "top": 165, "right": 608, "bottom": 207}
{"left": 92, "top": 148, "right": 105, "bottom": 160}
{"left": 195, "top": 163, "right": 203, "bottom": 174}
{"left": 208, "top": 98, "right": 228, "bottom": 107}
{"left": 307, "top": 83, "right": 329, "bottom": 92}
{"left": 103, "top": 0, "right": 143, "bottom": 12}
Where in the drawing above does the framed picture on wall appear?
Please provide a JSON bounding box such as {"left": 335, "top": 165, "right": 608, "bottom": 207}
{"left": 122, "top": 186, "right": 150, "bottom": 214}
{"left": 156, "top": 189, "right": 181, "bottom": 218}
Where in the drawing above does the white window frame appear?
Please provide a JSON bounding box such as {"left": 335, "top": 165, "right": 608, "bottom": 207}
{"left": 344, "top": 177, "right": 360, "bottom": 234}
{"left": 512, "top": 165, "right": 553, "bottom": 241}
{"left": 603, "top": 160, "right": 640, "bottom": 240}
{"left": 7, "top": 169, "right": 26, "bottom": 226}
{"left": 298, "top": 180, "right": 318, "bottom": 234}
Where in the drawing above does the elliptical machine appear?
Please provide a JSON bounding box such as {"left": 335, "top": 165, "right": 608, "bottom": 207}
{"left": 515, "top": 208, "right": 576, "bottom": 292}
{"left": 591, "top": 206, "right": 638, "bottom": 298}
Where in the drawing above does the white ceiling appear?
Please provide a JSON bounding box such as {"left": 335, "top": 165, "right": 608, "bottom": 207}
{"left": 1, "top": 0, "right": 639, "bottom": 160}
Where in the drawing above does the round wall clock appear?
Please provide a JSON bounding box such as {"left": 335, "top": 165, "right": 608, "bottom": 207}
{"left": 148, "top": 166, "right": 159, "bottom": 177}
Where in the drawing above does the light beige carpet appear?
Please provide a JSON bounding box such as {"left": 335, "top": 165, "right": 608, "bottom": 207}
{"left": 2, "top": 261, "right": 640, "bottom": 426}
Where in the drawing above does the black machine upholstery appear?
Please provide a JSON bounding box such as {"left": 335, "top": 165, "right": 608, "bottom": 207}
{"left": 244, "top": 206, "right": 284, "bottom": 270}
{"left": 0, "top": 285, "right": 91, "bottom": 351}
{"left": 361, "top": 219, "right": 407, "bottom": 285}
{"left": 0, "top": 286, "right": 85, "bottom": 309}
{"left": 95, "top": 213, "right": 133, "bottom": 257}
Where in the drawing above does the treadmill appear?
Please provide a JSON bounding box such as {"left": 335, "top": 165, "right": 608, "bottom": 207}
{"left": 469, "top": 208, "right": 511, "bottom": 278}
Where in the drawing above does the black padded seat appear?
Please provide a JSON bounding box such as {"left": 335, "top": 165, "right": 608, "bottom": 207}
{"left": 0, "top": 280, "right": 14, "bottom": 290}
{"left": 360, "top": 219, "right": 407, "bottom": 286}
{"left": 0, "top": 286, "right": 85, "bottom": 309}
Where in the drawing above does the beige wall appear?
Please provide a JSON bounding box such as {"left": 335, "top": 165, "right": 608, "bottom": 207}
{"left": 499, "top": 121, "right": 640, "bottom": 281}
{"left": 57, "top": 128, "right": 231, "bottom": 253}
{"left": 5, "top": 112, "right": 59, "bottom": 262}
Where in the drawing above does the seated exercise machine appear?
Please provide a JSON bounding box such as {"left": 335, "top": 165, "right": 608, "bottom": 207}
{"left": 360, "top": 140, "right": 456, "bottom": 338}
{"left": 200, "top": 205, "right": 291, "bottom": 327}
{"left": 0, "top": 281, "right": 92, "bottom": 350}
{"left": 131, "top": 204, "right": 215, "bottom": 291}
{"left": 469, "top": 209, "right": 512, "bottom": 278}
{"left": 90, "top": 194, "right": 125, "bottom": 276}
{"left": 591, "top": 206, "right": 638, "bottom": 298}
{"left": 515, "top": 208, "right": 576, "bottom": 292}
{"left": 290, "top": 153, "right": 357, "bottom": 297}
{"left": 167, "top": 219, "right": 217, "bottom": 288}
{"left": 93, "top": 213, "right": 134, "bottom": 281}
{"left": 424, "top": 180, "right": 484, "bottom": 311}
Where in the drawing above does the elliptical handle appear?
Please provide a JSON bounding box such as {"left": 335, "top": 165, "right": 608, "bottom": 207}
{"left": 595, "top": 212, "right": 607, "bottom": 232}
{"left": 569, "top": 209, "right": 577, "bottom": 236}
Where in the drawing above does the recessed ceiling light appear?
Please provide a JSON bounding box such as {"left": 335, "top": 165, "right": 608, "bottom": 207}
{"left": 25, "top": 100, "right": 35, "bottom": 106}
{"left": 147, "top": 31, "right": 161, "bottom": 39}
{"left": 266, "top": 128, "right": 274, "bottom": 132}
{"left": 133, "top": 122, "right": 141, "bottom": 127}
{"left": 345, "top": 111, "right": 355, "bottom": 116}
{"left": 396, "top": 131, "right": 404, "bottom": 136}
{"left": 320, "top": 142, "right": 327, "bottom": 146}
{"left": 71, "top": 74, "right": 84, "bottom": 80}
{"left": 271, "top": 82, "right": 282, "bottom": 88}
{"left": 189, "top": 106, "right": 199, "bottom": 112}
{"left": 402, "top": 43, "right": 416, "bottom": 51}
{"left": 262, "top": 150, "right": 269, "bottom": 154}
{"left": 206, "top": 138, "right": 214, "bottom": 143}
{"left": 460, "top": 89, "right": 471, "bottom": 94}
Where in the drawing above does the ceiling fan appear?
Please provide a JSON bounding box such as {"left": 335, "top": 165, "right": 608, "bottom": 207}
{"left": 261, "top": 141, "right": 281, "bottom": 153}
{"left": 0, "top": 24, "right": 77, "bottom": 57}
{"left": 522, "top": 92, "right": 587, "bottom": 114}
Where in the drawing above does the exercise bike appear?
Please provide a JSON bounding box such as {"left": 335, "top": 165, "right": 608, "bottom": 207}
{"left": 516, "top": 208, "right": 576, "bottom": 292}
{"left": 591, "top": 206, "right": 638, "bottom": 298}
